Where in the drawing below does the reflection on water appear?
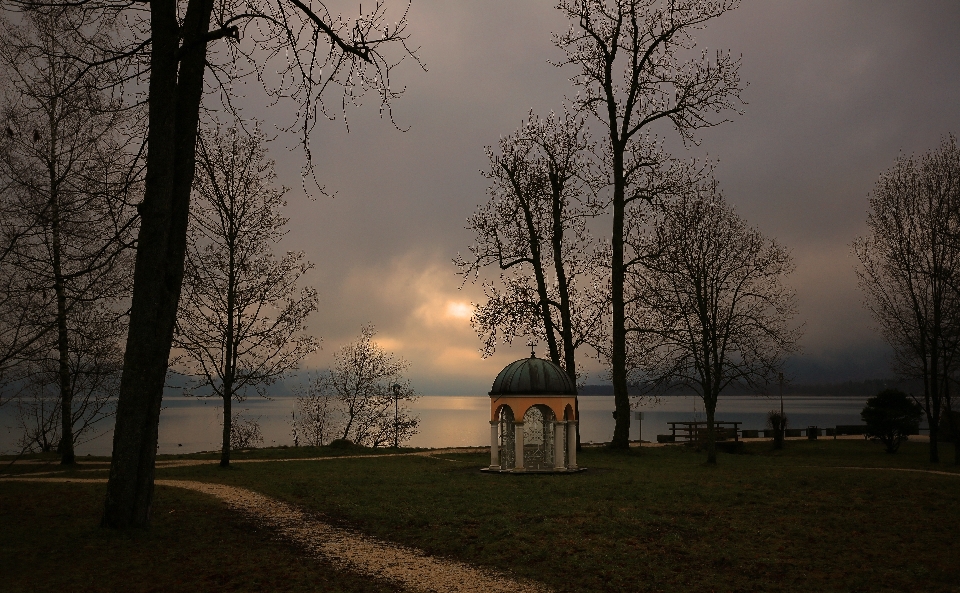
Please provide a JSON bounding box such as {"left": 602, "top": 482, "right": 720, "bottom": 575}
{"left": 0, "top": 394, "right": 877, "bottom": 456}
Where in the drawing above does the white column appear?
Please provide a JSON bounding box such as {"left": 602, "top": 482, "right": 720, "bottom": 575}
{"left": 567, "top": 420, "right": 577, "bottom": 469}
{"left": 489, "top": 421, "right": 500, "bottom": 469}
{"left": 554, "top": 421, "right": 566, "bottom": 469}
{"left": 514, "top": 422, "right": 525, "bottom": 470}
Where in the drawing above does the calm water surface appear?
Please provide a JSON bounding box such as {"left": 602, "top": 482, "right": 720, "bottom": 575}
{"left": 0, "top": 394, "right": 874, "bottom": 456}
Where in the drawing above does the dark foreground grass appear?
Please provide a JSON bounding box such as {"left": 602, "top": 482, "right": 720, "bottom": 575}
{"left": 3, "top": 439, "right": 958, "bottom": 592}
{"left": 154, "top": 439, "right": 960, "bottom": 593}
{"left": 0, "top": 481, "right": 396, "bottom": 593}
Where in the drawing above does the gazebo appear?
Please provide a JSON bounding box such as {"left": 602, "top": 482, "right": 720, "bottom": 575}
{"left": 483, "top": 353, "right": 582, "bottom": 473}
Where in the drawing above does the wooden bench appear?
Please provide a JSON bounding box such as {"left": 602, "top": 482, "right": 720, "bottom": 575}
{"left": 666, "top": 421, "right": 742, "bottom": 443}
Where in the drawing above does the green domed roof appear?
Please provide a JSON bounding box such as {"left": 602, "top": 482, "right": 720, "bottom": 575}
{"left": 489, "top": 355, "right": 576, "bottom": 396}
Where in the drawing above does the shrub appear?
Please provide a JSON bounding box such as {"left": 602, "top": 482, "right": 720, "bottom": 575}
{"left": 861, "top": 389, "right": 922, "bottom": 453}
{"left": 230, "top": 415, "right": 263, "bottom": 450}
{"left": 767, "top": 410, "right": 787, "bottom": 449}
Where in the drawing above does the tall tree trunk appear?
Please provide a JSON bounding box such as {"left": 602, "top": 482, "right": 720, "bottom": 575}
{"left": 948, "top": 385, "right": 959, "bottom": 466}
{"left": 549, "top": 173, "right": 581, "bottom": 450}
{"left": 931, "top": 292, "right": 942, "bottom": 463}
{"left": 221, "top": 389, "right": 232, "bottom": 466}
{"left": 102, "top": 0, "right": 213, "bottom": 529}
{"left": 923, "top": 380, "right": 940, "bottom": 463}
{"left": 53, "top": 216, "right": 74, "bottom": 465}
{"left": 515, "top": 187, "right": 559, "bottom": 364}
{"left": 221, "top": 247, "right": 236, "bottom": 467}
{"left": 928, "top": 412, "right": 940, "bottom": 463}
{"left": 48, "top": 109, "right": 75, "bottom": 466}
{"left": 610, "top": 147, "right": 630, "bottom": 449}
{"left": 916, "top": 325, "right": 940, "bottom": 463}
{"left": 705, "top": 397, "right": 717, "bottom": 464}
{"left": 342, "top": 397, "right": 355, "bottom": 440}
{"left": 928, "top": 344, "right": 941, "bottom": 463}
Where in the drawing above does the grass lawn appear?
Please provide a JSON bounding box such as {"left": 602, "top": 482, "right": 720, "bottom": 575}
{"left": 0, "top": 480, "right": 401, "bottom": 593}
{"left": 3, "top": 439, "right": 959, "bottom": 592}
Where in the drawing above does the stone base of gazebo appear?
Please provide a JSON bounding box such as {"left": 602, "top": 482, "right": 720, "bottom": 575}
{"left": 479, "top": 466, "right": 588, "bottom": 474}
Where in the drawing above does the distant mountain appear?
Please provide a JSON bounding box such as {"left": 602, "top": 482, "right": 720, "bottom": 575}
{"left": 578, "top": 378, "right": 920, "bottom": 398}
{"left": 163, "top": 371, "right": 307, "bottom": 398}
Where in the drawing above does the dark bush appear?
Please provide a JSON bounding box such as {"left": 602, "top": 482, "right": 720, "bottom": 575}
{"left": 328, "top": 438, "right": 362, "bottom": 450}
{"left": 767, "top": 410, "right": 787, "bottom": 449}
{"left": 861, "top": 389, "right": 922, "bottom": 453}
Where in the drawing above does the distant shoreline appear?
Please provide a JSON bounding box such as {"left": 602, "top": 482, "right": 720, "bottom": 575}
{"left": 578, "top": 378, "right": 915, "bottom": 397}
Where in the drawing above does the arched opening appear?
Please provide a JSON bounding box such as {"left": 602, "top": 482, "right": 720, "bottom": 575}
{"left": 522, "top": 404, "right": 557, "bottom": 470}
{"left": 496, "top": 405, "right": 515, "bottom": 469}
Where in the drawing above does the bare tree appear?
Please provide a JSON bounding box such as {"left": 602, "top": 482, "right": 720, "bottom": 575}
{"left": 0, "top": 183, "right": 48, "bottom": 397}
{"left": 627, "top": 184, "right": 800, "bottom": 463}
{"left": 291, "top": 379, "right": 337, "bottom": 447}
{"left": 304, "top": 325, "right": 418, "bottom": 448}
{"left": 14, "top": 304, "right": 121, "bottom": 455}
{"left": 0, "top": 251, "right": 46, "bottom": 408}
{"left": 456, "top": 110, "right": 605, "bottom": 447}
{"left": 0, "top": 6, "right": 137, "bottom": 464}
{"left": 855, "top": 135, "right": 960, "bottom": 464}
{"left": 3, "top": 0, "right": 419, "bottom": 526}
{"left": 554, "top": 0, "right": 744, "bottom": 448}
{"left": 229, "top": 411, "right": 263, "bottom": 450}
{"left": 173, "top": 124, "right": 319, "bottom": 467}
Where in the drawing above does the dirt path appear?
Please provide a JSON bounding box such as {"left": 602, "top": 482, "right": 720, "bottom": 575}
{"left": 3, "top": 475, "right": 548, "bottom": 593}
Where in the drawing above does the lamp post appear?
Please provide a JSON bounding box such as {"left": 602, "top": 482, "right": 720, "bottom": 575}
{"left": 392, "top": 383, "right": 401, "bottom": 449}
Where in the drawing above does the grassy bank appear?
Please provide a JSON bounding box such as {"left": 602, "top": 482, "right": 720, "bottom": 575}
{"left": 3, "top": 439, "right": 959, "bottom": 592}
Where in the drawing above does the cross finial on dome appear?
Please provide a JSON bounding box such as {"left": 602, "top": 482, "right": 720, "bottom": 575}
{"left": 526, "top": 338, "right": 536, "bottom": 358}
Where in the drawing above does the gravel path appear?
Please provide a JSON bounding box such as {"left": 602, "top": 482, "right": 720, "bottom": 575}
{"left": 3, "top": 475, "right": 549, "bottom": 593}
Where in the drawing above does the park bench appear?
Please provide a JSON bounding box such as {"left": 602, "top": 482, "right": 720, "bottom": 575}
{"left": 660, "top": 421, "right": 742, "bottom": 444}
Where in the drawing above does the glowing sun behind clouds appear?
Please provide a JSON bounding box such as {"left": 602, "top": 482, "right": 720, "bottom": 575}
{"left": 445, "top": 301, "right": 474, "bottom": 321}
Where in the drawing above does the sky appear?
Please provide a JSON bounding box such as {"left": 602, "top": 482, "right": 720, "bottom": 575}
{"left": 226, "top": 0, "right": 960, "bottom": 395}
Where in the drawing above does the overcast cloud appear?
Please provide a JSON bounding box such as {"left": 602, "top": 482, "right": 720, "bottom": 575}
{"left": 223, "top": 1, "right": 960, "bottom": 394}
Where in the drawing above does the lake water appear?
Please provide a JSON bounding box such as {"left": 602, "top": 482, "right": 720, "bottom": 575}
{"left": 0, "top": 394, "right": 875, "bottom": 456}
